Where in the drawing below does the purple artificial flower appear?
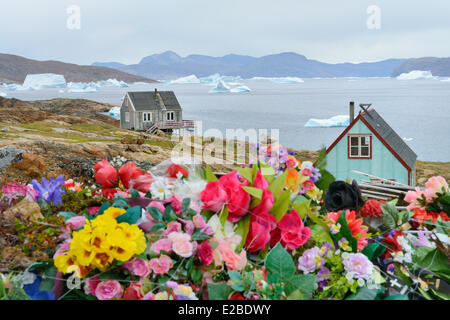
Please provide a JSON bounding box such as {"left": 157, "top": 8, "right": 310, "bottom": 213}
{"left": 317, "top": 267, "right": 330, "bottom": 281}
{"left": 32, "top": 175, "right": 66, "bottom": 206}
{"left": 342, "top": 253, "right": 373, "bottom": 280}
{"left": 298, "top": 247, "right": 323, "bottom": 274}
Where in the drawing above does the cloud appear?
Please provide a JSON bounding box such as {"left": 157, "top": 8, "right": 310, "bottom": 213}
{"left": 0, "top": 0, "right": 449, "bottom": 64}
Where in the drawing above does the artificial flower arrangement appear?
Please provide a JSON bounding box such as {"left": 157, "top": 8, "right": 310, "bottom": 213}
{"left": 0, "top": 146, "right": 449, "bottom": 300}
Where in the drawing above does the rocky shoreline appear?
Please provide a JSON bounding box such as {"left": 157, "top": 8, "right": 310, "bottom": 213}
{"left": 0, "top": 96, "right": 448, "bottom": 186}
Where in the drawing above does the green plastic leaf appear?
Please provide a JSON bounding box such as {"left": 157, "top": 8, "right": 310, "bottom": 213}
{"left": 236, "top": 167, "right": 253, "bottom": 184}
{"left": 150, "top": 223, "right": 165, "bottom": 233}
{"left": 97, "top": 202, "right": 111, "bottom": 216}
{"left": 381, "top": 200, "right": 399, "bottom": 228}
{"left": 112, "top": 198, "right": 129, "bottom": 209}
{"left": 362, "top": 242, "right": 386, "bottom": 261}
{"left": 336, "top": 210, "right": 358, "bottom": 252}
{"left": 219, "top": 205, "right": 229, "bottom": 230}
{"left": 268, "top": 170, "right": 288, "bottom": 201}
{"left": 116, "top": 206, "right": 141, "bottom": 225}
{"left": 286, "top": 289, "right": 304, "bottom": 300}
{"left": 291, "top": 198, "right": 311, "bottom": 219}
{"left": 147, "top": 206, "right": 163, "bottom": 221}
{"left": 38, "top": 266, "right": 57, "bottom": 292}
{"left": 163, "top": 206, "right": 178, "bottom": 223}
{"left": 207, "top": 283, "right": 233, "bottom": 300}
{"left": 204, "top": 165, "right": 218, "bottom": 182}
{"left": 315, "top": 169, "right": 335, "bottom": 191}
{"left": 265, "top": 243, "right": 295, "bottom": 282}
{"left": 270, "top": 189, "right": 291, "bottom": 222}
{"left": 346, "top": 287, "right": 383, "bottom": 300}
{"left": 235, "top": 214, "right": 251, "bottom": 251}
{"left": 181, "top": 198, "right": 191, "bottom": 212}
{"left": 130, "top": 189, "right": 140, "bottom": 198}
{"left": 228, "top": 271, "right": 242, "bottom": 281}
{"left": 384, "top": 294, "right": 409, "bottom": 300}
{"left": 315, "top": 147, "right": 327, "bottom": 170}
{"left": 284, "top": 274, "right": 316, "bottom": 298}
{"left": 242, "top": 186, "right": 263, "bottom": 199}
{"left": 59, "top": 212, "right": 77, "bottom": 222}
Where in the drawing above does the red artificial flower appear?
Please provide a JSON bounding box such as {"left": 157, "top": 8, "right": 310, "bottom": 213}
{"left": 123, "top": 283, "right": 143, "bottom": 300}
{"left": 197, "top": 241, "right": 213, "bottom": 266}
{"left": 274, "top": 209, "right": 311, "bottom": 250}
{"left": 245, "top": 211, "right": 277, "bottom": 253}
{"left": 381, "top": 230, "right": 404, "bottom": 259}
{"left": 358, "top": 200, "right": 385, "bottom": 218}
{"left": 166, "top": 164, "right": 189, "bottom": 179}
{"left": 129, "top": 172, "right": 153, "bottom": 193}
{"left": 94, "top": 159, "right": 118, "bottom": 187}
{"left": 229, "top": 292, "right": 247, "bottom": 300}
{"left": 93, "top": 186, "right": 118, "bottom": 199}
{"left": 219, "top": 171, "right": 251, "bottom": 222}
{"left": 168, "top": 195, "right": 182, "bottom": 214}
{"left": 252, "top": 189, "right": 274, "bottom": 215}
{"left": 253, "top": 170, "right": 269, "bottom": 190}
{"left": 326, "top": 210, "right": 369, "bottom": 251}
{"left": 119, "top": 162, "right": 143, "bottom": 189}
{"left": 412, "top": 208, "right": 450, "bottom": 224}
{"left": 200, "top": 180, "right": 228, "bottom": 212}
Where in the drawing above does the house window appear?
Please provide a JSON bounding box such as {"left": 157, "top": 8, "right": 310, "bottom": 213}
{"left": 348, "top": 134, "right": 372, "bottom": 158}
{"left": 125, "top": 112, "right": 130, "bottom": 122}
{"left": 143, "top": 112, "right": 152, "bottom": 122}
{"left": 166, "top": 111, "right": 174, "bottom": 121}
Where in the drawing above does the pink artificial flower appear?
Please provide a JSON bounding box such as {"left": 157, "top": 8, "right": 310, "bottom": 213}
{"left": 214, "top": 238, "right": 247, "bottom": 271}
{"left": 301, "top": 168, "right": 312, "bottom": 176}
{"left": 168, "top": 194, "right": 183, "bottom": 214}
{"left": 425, "top": 176, "right": 448, "bottom": 197}
{"left": 123, "top": 283, "right": 143, "bottom": 300}
{"left": 131, "top": 258, "right": 151, "bottom": 278}
{"left": 220, "top": 171, "right": 251, "bottom": 222}
{"left": 149, "top": 255, "right": 173, "bottom": 275}
{"left": 150, "top": 239, "right": 173, "bottom": 254}
{"left": 87, "top": 206, "right": 100, "bottom": 216}
{"left": 193, "top": 214, "right": 207, "bottom": 229}
{"left": 164, "top": 221, "right": 182, "bottom": 236}
{"left": 302, "top": 179, "right": 315, "bottom": 191}
{"left": 95, "top": 280, "right": 123, "bottom": 300}
{"left": 148, "top": 201, "right": 166, "bottom": 214}
{"left": 200, "top": 180, "right": 228, "bottom": 212}
{"left": 65, "top": 216, "right": 86, "bottom": 230}
{"left": 197, "top": 241, "right": 213, "bottom": 266}
{"left": 84, "top": 275, "right": 100, "bottom": 296}
{"left": 253, "top": 171, "right": 269, "bottom": 190}
{"left": 168, "top": 232, "right": 194, "bottom": 258}
{"left": 53, "top": 239, "right": 71, "bottom": 259}
{"left": 286, "top": 158, "right": 297, "bottom": 168}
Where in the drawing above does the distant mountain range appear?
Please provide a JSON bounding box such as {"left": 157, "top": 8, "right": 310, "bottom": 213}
{"left": 93, "top": 51, "right": 413, "bottom": 80}
{"left": 391, "top": 57, "right": 450, "bottom": 77}
{"left": 0, "top": 53, "right": 156, "bottom": 84}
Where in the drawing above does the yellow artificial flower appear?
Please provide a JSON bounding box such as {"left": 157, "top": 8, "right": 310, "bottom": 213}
{"left": 54, "top": 254, "right": 76, "bottom": 274}
{"left": 103, "top": 207, "right": 126, "bottom": 219}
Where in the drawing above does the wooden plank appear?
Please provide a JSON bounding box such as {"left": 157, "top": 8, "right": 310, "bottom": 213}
{"left": 360, "top": 189, "right": 398, "bottom": 198}
{"left": 361, "top": 180, "right": 416, "bottom": 191}
{"left": 352, "top": 170, "right": 410, "bottom": 188}
{"left": 359, "top": 183, "right": 407, "bottom": 194}
{"left": 361, "top": 193, "right": 391, "bottom": 201}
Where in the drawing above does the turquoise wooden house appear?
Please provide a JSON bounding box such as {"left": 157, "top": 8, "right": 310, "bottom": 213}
{"left": 325, "top": 103, "right": 417, "bottom": 186}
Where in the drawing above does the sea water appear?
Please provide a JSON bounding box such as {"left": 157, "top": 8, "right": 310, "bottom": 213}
{"left": 4, "top": 78, "right": 450, "bottom": 162}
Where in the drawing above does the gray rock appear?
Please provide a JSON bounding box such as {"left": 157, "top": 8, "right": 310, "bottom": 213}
{"left": 1, "top": 126, "right": 9, "bottom": 132}
{"left": 0, "top": 146, "right": 27, "bottom": 170}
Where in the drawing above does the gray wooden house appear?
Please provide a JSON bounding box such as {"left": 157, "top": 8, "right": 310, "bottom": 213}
{"left": 120, "top": 89, "right": 195, "bottom": 133}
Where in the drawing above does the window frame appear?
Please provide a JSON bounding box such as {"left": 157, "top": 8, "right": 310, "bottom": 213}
{"left": 124, "top": 112, "right": 130, "bottom": 122}
{"left": 143, "top": 112, "right": 152, "bottom": 122}
{"left": 166, "top": 111, "right": 175, "bottom": 121}
{"left": 347, "top": 134, "right": 372, "bottom": 159}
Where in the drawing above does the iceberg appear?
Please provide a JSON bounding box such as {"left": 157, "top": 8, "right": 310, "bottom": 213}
{"left": 250, "top": 76, "right": 304, "bottom": 84}
{"left": 168, "top": 75, "right": 200, "bottom": 84}
{"left": 440, "top": 78, "right": 450, "bottom": 82}
{"left": 209, "top": 80, "right": 251, "bottom": 93}
{"left": 0, "top": 91, "right": 6, "bottom": 97}
{"left": 396, "top": 70, "right": 435, "bottom": 80}
{"left": 108, "top": 106, "right": 121, "bottom": 118}
{"left": 1, "top": 83, "right": 32, "bottom": 91}
{"left": 23, "top": 73, "right": 67, "bottom": 89}
{"left": 67, "top": 82, "right": 98, "bottom": 93}
{"left": 97, "top": 78, "right": 129, "bottom": 88}
{"left": 402, "top": 137, "right": 413, "bottom": 142}
{"left": 304, "top": 115, "right": 349, "bottom": 128}
{"left": 200, "top": 73, "right": 222, "bottom": 85}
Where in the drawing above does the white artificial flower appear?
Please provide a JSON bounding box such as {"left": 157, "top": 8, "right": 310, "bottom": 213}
{"left": 150, "top": 177, "right": 174, "bottom": 200}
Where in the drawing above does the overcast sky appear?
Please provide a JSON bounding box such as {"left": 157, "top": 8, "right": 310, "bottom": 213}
{"left": 1, "top": 0, "right": 449, "bottom": 65}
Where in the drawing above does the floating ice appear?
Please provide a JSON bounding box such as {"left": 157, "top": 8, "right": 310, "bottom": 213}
{"left": 200, "top": 73, "right": 222, "bottom": 85}
{"left": 168, "top": 75, "right": 200, "bottom": 84}
{"left": 1, "top": 83, "right": 32, "bottom": 91}
{"left": 23, "top": 73, "right": 67, "bottom": 89}
{"left": 397, "top": 70, "right": 435, "bottom": 80}
{"left": 251, "top": 77, "right": 304, "bottom": 84}
{"left": 97, "top": 78, "right": 129, "bottom": 88}
{"left": 108, "top": 106, "right": 121, "bottom": 118}
{"left": 402, "top": 137, "right": 413, "bottom": 142}
{"left": 0, "top": 91, "right": 6, "bottom": 97}
{"left": 304, "top": 115, "right": 349, "bottom": 128}
{"left": 209, "top": 80, "right": 251, "bottom": 93}
{"left": 67, "top": 82, "right": 98, "bottom": 93}
{"left": 440, "top": 78, "right": 450, "bottom": 82}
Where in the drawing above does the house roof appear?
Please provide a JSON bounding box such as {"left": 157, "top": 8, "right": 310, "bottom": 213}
{"left": 326, "top": 108, "right": 417, "bottom": 171}
{"left": 126, "top": 91, "right": 182, "bottom": 111}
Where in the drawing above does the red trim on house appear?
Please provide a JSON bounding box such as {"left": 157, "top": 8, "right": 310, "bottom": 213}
{"left": 326, "top": 108, "right": 412, "bottom": 185}
{"left": 347, "top": 134, "right": 372, "bottom": 159}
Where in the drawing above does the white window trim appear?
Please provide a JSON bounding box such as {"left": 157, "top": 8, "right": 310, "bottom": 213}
{"left": 348, "top": 134, "right": 371, "bottom": 158}
{"left": 166, "top": 111, "right": 175, "bottom": 121}
{"left": 143, "top": 112, "right": 153, "bottom": 122}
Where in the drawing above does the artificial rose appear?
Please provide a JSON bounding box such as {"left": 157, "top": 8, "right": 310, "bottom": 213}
{"left": 150, "top": 239, "right": 173, "bottom": 254}
{"left": 65, "top": 216, "right": 86, "bottom": 230}
{"left": 253, "top": 171, "right": 269, "bottom": 190}
{"left": 197, "top": 241, "right": 213, "bottom": 266}
{"left": 193, "top": 214, "right": 207, "bottom": 229}
{"left": 168, "top": 232, "right": 194, "bottom": 258}
{"left": 168, "top": 194, "right": 182, "bottom": 214}
{"left": 324, "top": 180, "right": 364, "bottom": 212}
{"left": 278, "top": 210, "right": 311, "bottom": 250}
{"left": 123, "top": 283, "right": 143, "bottom": 300}
{"left": 94, "top": 280, "right": 123, "bottom": 300}
{"left": 94, "top": 159, "right": 118, "bottom": 187}
{"left": 164, "top": 221, "right": 182, "bottom": 236}
{"left": 131, "top": 258, "right": 151, "bottom": 278}
{"left": 251, "top": 189, "right": 274, "bottom": 215}
{"left": 222, "top": 248, "right": 247, "bottom": 271}
{"left": 425, "top": 176, "right": 448, "bottom": 195}
{"left": 149, "top": 255, "right": 173, "bottom": 274}
{"left": 200, "top": 180, "right": 228, "bottom": 212}
{"left": 129, "top": 172, "right": 153, "bottom": 193}
{"left": 298, "top": 247, "right": 322, "bottom": 274}
{"left": 245, "top": 211, "right": 277, "bottom": 253}
{"left": 118, "top": 162, "right": 143, "bottom": 189}
{"left": 220, "top": 171, "right": 251, "bottom": 222}
{"left": 83, "top": 275, "right": 100, "bottom": 296}
{"left": 166, "top": 164, "right": 189, "bottom": 179}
